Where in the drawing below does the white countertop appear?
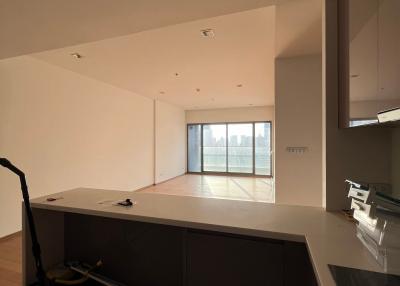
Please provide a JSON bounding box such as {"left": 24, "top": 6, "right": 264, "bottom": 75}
{"left": 30, "top": 188, "right": 391, "bottom": 286}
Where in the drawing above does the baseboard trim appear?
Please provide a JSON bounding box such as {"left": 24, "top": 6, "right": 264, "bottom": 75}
{"left": 154, "top": 173, "right": 185, "bottom": 185}
{"left": 133, "top": 174, "right": 185, "bottom": 193}
{"left": 132, "top": 184, "right": 156, "bottom": 192}
{"left": 186, "top": 172, "right": 272, "bottom": 178}
{"left": 0, "top": 231, "right": 21, "bottom": 241}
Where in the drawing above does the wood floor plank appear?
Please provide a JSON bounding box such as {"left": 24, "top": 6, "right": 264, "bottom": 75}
{"left": 138, "top": 174, "right": 274, "bottom": 202}
{"left": 0, "top": 233, "right": 22, "bottom": 286}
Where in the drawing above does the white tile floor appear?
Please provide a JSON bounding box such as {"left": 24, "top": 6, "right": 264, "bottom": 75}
{"left": 138, "top": 174, "right": 274, "bottom": 203}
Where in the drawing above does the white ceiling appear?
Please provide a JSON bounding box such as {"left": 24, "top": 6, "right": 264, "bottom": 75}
{"left": 0, "top": 0, "right": 276, "bottom": 59}
{"left": 2, "top": 0, "right": 322, "bottom": 110}
{"left": 33, "top": 7, "right": 276, "bottom": 110}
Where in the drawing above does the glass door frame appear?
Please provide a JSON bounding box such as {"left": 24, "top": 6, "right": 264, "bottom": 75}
{"left": 187, "top": 121, "right": 273, "bottom": 178}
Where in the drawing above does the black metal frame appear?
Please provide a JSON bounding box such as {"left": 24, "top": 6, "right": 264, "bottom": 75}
{"left": 186, "top": 121, "right": 273, "bottom": 178}
{"left": 0, "top": 158, "right": 46, "bottom": 286}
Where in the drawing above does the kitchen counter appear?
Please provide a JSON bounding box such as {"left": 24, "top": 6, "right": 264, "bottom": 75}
{"left": 28, "top": 188, "right": 394, "bottom": 286}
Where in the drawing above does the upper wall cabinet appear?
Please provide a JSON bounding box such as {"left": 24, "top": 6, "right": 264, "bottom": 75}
{"left": 339, "top": 0, "right": 400, "bottom": 128}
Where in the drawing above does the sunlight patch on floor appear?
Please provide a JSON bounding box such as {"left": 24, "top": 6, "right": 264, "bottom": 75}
{"left": 138, "top": 174, "right": 274, "bottom": 203}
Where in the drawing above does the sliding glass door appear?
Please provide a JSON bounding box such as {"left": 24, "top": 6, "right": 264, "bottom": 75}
{"left": 187, "top": 122, "right": 272, "bottom": 176}
{"left": 255, "top": 122, "right": 271, "bottom": 175}
{"left": 187, "top": 125, "right": 202, "bottom": 172}
{"left": 228, "top": 123, "right": 253, "bottom": 173}
{"left": 202, "top": 124, "right": 227, "bottom": 172}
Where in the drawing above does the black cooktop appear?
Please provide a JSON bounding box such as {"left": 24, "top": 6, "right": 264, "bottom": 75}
{"left": 328, "top": 265, "right": 400, "bottom": 286}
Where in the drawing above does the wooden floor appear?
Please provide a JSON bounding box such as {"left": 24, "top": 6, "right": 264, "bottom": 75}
{"left": 139, "top": 174, "right": 275, "bottom": 202}
{"left": 0, "top": 233, "right": 22, "bottom": 286}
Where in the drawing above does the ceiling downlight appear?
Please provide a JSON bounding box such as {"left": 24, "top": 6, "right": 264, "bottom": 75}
{"left": 70, "top": 52, "right": 83, "bottom": 59}
{"left": 200, "top": 29, "right": 215, "bottom": 38}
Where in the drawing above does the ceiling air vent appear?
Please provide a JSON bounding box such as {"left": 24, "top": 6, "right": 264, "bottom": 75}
{"left": 200, "top": 29, "right": 215, "bottom": 38}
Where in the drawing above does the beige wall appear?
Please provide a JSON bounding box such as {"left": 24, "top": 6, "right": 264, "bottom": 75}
{"left": 155, "top": 100, "right": 186, "bottom": 183}
{"left": 186, "top": 106, "right": 274, "bottom": 124}
{"left": 324, "top": 0, "right": 392, "bottom": 210}
{"left": 275, "top": 0, "right": 322, "bottom": 58}
{"left": 275, "top": 55, "right": 323, "bottom": 207}
{"left": 0, "top": 56, "right": 185, "bottom": 237}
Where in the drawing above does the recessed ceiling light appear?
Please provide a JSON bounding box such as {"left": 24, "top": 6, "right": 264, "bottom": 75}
{"left": 70, "top": 52, "right": 83, "bottom": 59}
{"left": 201, "top": 29, "right": 215, "bottom": 38}
{"left": 237, "top": 84, "right": 243, "bottom": 87}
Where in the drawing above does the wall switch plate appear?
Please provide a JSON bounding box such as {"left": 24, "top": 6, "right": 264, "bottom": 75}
{"left": 286, "top": 146, "right": 308, "bottom": 153}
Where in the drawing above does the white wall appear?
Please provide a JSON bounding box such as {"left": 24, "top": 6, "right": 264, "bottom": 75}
{"left": 155, "top": 100, "right": 186, "bottom": 183}
{"left": 275, "top": 55, "right": 323, "bottom": 207}
{"left": 186, "top": 106, "right": 274, "bottom": 124}
{"left": 0, "top": 56, "right": 185, "bottom": 237}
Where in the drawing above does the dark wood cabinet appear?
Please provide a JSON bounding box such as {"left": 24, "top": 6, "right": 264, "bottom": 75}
{"left": 283, "top": 241, "right": 318, "bottom": 286}
{"left": 186, "top": 230, "right": 284, "bottom": 286}
{"left": 62, "top": 213, "right": 317, "bottom": 286}
{"left": 64, "top": 213, "right": 185, "bottom": 286}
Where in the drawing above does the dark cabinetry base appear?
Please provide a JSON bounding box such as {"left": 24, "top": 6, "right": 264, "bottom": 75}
{"left": 63, "top": 213, "right": 317, "bottom": 286}
{"left": 283, "top": 241, "right": 318, "bottom": 286}
{"left": 187, "top": 230, "right": 284, "bottom": 286}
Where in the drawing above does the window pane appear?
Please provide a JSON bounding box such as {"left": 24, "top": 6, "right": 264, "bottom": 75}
{"left": 228, "top": 123, "right": 253, "bottom": 173}
{"left": 255, "top": 122, "right": 271, "bottom": 175}
{"left": 203, "top": 124, "right": 227, "bottom": 172}
{"left": 188, "top": 125, "right": 201, "bottom": 172}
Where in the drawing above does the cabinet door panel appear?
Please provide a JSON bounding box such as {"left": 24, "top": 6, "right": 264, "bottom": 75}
{"left": 65, "top": 213, "right": 184, "bottom": 286}
{"left": 187, "top": 231, "right": 284, "bottom": 286}
{"left": 283, "top": 241, "right": 318, "bottom": 286}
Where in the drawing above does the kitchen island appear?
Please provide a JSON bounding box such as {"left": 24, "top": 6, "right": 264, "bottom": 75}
{"left": 23, "top": 188, "right": 390, "bottom": 286}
